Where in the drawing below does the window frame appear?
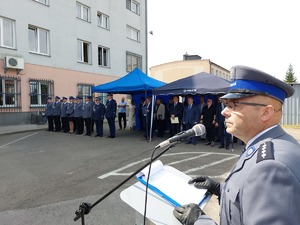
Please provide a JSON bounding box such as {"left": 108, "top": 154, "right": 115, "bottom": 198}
{"left": 28, "top": 25, "right": 50, "bottom": 55}
{"left": 126, "top": 0, "right": 140, "bottom": 15}
{"left": 32, "top": 0, "right": 49, "bottom": 6}
{"left": 76, "top": 2, "right": 91, "bottom": 22}
{"left": 77, "top": 83, "right": 93, "bottom": 103}
{"left": 77, "top": 39, "right": 91, "bottom": 64}
{"left": 126, "top": 25, "right": 140, "bottom": 42}
{"left": 29, "top": 80, "right": 53, "bottom": 107}
{"left": 0, "top": 16, "right": 16, "bottom": 49}
{"left": 97, "top": 12, "right": 110, "bottom": 30}
{"left": 0, "top": 76, "right": 20, "bottom": 108}
{"left": 126, "top": 51, "right": 142, "bottom": 72}
{"left": 98, "top": 45, "right": 110, "bottom": 68}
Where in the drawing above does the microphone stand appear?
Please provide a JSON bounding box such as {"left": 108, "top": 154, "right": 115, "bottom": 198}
{"left": 74, "top": 142, "right": 177, "bottom": 224}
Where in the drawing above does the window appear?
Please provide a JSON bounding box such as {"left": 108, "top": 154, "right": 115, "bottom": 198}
{"left": 126, "top": 0, "right": 140, "bottom": 14}
{"left": 127, "top": 26, "right": 140, "bottom": 42}
{"left": 77, "top": 2, "right": 91, "bottom": 22}
{"left": 33, "top": 0, "right": 49, "bottom": 5}
{"left": 126, "top": 52, "right": 142, "bottom": 72}
{"left": 97, "top": 93, "right": 107, "bottom": 105}
{"left": 0, "top": 76, "right": 20, "bottom": 108}
{"left": 0, "top": 17, "right": 16, "bottom": 49}
{"left": 77, "top": 40, "right": 91, "bottom": 63}
{"left": 97, "top": 12, "right": 109, "bottom": 29}
{"left": 98, "top": 46, "right": 110, "bottom": 67}
{"left": 28, "top": 26, "right": 50, "bottom": 55}
{"left": 77, "top": 84, "right": 92, "bottom": 103}
{"left": 29, "top": 80, "right": 53, "bottom": 107}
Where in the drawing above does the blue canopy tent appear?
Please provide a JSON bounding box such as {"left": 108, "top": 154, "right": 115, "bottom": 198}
{"left": 92, "top": 68, "right": 166, "bottom": 132}
{"left": 153, "top": 72, "right": 230, "bottom": 96}
{"left": 92, "top": 68, "right": 165, "bottom": 94}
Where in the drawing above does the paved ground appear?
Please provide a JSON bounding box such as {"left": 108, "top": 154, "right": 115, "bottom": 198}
{"left": 0, "top": 124, "right": 299, "bottom": 225}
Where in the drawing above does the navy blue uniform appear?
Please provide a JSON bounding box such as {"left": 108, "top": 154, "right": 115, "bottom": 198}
{"left": 106, "top": 99, "right": 117, "bottom": 138}
{"left": 45, "top": 102, "right": 54, "bottom": 131}
{"left": 53, "top": 101, "right": 61, "bottom": 132}
{"left": 60, "top": 102, "right": 69, "bottom": 133}
{"left": 92, "top": 103, "right": 106, "bottom": 137}
{"left": 183, "top": 104, "right": 200, "bottom": 144}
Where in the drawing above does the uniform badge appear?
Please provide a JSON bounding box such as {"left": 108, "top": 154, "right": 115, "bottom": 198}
{"left": 245, "top": 146, "right": 256, "bottom": 158}
{"left": 256, "top": 141, "right": 274, "bottom": 163}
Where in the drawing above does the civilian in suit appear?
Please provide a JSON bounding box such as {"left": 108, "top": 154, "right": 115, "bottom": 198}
{"left": 182, "top": 96, "right": 200, "bottom": 145}
{"left": 169, "top": 96, "right": 183, "bottom": 137}
{"left": 138, "top": 97, "right": 145, "bottom": 131}
{"left": 143, "top": 97, "right": 153, "bottom": 140}
{"left": 155, "top": 98, "right": 166, "bottom": 137}
{"left": 74, "top": 96, "right": 84, "bottom": 134}
{"left": 92, "top": 97, "right": 106, "bottom": 137}
{"left": 45, "top": 97, "right": 54, "bottom": 131}
{"left": 197, "top": 95, "right": 207, "bottom": 141}
{"left": 200, "top": 97, "right": 216, "bottom": 147}
{"left": 83, "top": 96, "right": 93, "bottom": 136}
{"left": 67, "top": 96, "right": 75, "bottom": 134}
{"left": 215, "top": 96, "right": 231, "bottom": 149}
{"left": 106, "top": 93, "right": 117, "bottom": 138}
{"left": 60, "top": 97, "right": 69, "bottom": 133}
{"left": 53, "top": 96, "right": 61, "bottom": 132}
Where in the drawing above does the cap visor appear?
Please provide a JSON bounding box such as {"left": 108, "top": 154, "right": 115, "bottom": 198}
{"left": 220, "top": 93, "right": 256, "bottom": 99}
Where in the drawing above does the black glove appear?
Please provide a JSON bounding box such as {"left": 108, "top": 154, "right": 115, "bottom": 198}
{"left": 189, "top": 176, "right": 220, "bottom": 197}
{"left": 173, "top": 203, "right": 204, "bottom": 225}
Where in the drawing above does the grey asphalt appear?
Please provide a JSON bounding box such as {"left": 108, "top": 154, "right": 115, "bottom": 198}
{"left": 0, "top": 124, "right": 299, "bottom": 225}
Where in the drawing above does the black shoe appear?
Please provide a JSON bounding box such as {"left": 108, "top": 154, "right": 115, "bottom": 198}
{"left": 192, "top": 142, "right": 197, "bottom": 145}
{"left": 110, "top": 136, "right": 115, "bottom": 138}
{"left": 218, "top": 145, "right": 225, "bottom": 149}
{"left": 185, "top": 141, "right": 191, "bottom": 144}
{"left": 107, "top": 136, "right": 112, "bottom": 138}
{"left": 226, "top": 146, "right": 230, "bottom": 150}
{"left": 94, "top": 135, "right": 99, "bottom": 137}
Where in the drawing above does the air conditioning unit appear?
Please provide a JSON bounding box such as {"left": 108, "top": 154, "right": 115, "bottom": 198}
{"left": 4, "top": 56, "right": 24, "bottom": 70}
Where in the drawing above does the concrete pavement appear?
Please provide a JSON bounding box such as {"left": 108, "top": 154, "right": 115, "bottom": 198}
{"left": 0, "top": 123, "right": 299, "bottom": 224}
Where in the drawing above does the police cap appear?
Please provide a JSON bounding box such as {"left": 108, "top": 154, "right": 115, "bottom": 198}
{"left": 221, "top": 65, "right": 295, "bottom": 103}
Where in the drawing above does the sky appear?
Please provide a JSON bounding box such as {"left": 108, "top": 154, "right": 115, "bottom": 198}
{"left": 147, "top": 0, "right": 300, "bottom": 81}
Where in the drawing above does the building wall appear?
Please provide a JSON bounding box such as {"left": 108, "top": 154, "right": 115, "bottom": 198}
{"left": 150, "top": 59, "right": 230, "bottom": 83}
{"left": 282, "top": 83, "right": 300, "bottom": 125}
{"left": 0, "top": 0, "right": 146, "bottom": 125}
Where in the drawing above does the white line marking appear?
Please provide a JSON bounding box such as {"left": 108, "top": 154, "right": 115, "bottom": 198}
{"left": 98, "top": 152, "right": 238, "bottom": 179}
{"left": 184, "top": 155, "right": 239, "bottom": 174}
{"left": 0, "top": 132, "right": 38, "bottom": 149}
{"left": 166, "top": 153, "right": 211, "bottom": 166}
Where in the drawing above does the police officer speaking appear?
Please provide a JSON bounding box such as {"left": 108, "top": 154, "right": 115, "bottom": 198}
{"left": 173, "top": 65, "right": 300, "bottom": 225}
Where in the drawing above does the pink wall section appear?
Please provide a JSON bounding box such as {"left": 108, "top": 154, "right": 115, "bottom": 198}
{"left": 0, "top": 60, "right": 117, "bottom": 112}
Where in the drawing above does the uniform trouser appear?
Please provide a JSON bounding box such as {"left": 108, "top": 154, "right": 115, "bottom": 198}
{"left": 61, "top": 117, "right": 69, "bottom": 132}
{"left": 53, "top": 115, "right": 61, "bottom": 131}
{"left": 94, "top": 119, "right": 104, "bottom": 136}
{"left": 143, "top": 116, "right": 153, "bottom": 139}
{"left": 84, "top": 118, "right": 92, "bottom": 135}
{"left": 218, "top": 121, "right": 231, "bottom": 146}
{"left": 75, "top": 117, "right": 84, "bottom": 134}
{"left": 156, "top": 119, "right": 164, "bottom": 137}
{"left": 107, "top": 117, "right": 116, "bottom": 137}
{"left": 118, "top": 112, "right": 126, "bottom": 129}
{"left": 206, "top": 126, "right": 215, "bottom": 143}
{"left": 171, "top": 122, "right": 181, "bottom": 136}
{"left": 47, "top": 116, "right": 54, "bottom": 131}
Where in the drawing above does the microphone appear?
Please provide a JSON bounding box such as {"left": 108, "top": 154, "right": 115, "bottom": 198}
{"left": 155, "top": 124, "right": 206, "bottom": 149}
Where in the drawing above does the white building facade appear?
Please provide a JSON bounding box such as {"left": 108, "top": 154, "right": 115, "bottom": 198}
{"left": 0, "top": 0, "right": 146, "bottom": 125}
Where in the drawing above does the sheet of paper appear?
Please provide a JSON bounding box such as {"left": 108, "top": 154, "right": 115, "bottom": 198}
{"left": 140, "top": 165, "right": 207, "bottom": 206}
{"left": 171, "top": 117, "right": 179, "bottom": 124}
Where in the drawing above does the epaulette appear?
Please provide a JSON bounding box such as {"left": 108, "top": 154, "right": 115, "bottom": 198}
{"left": 256, "top": 141, "right": 274, "bottom": 163}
